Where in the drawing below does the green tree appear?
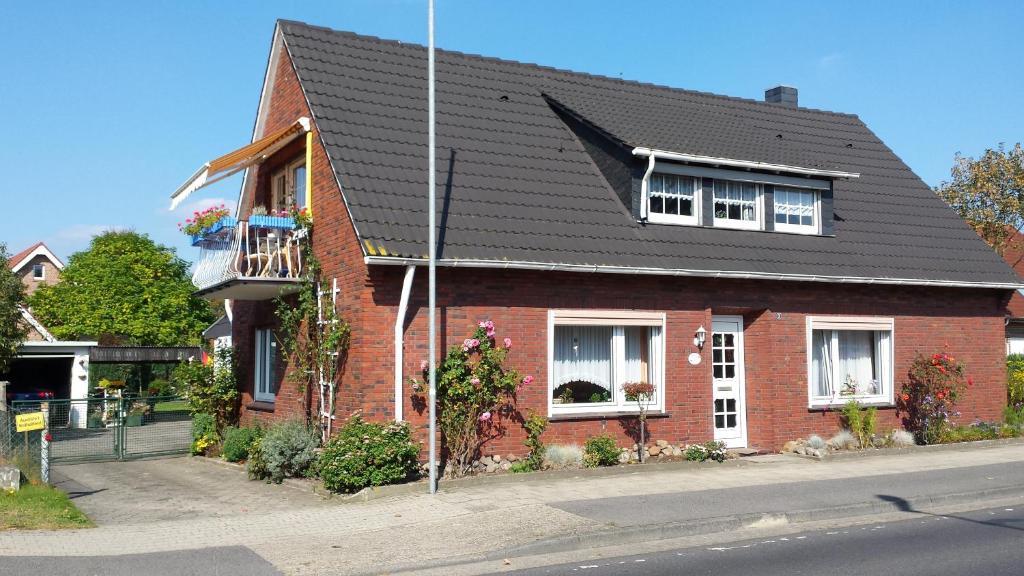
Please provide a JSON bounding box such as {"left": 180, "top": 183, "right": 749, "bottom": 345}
{"left": 936, "top": 143, "right": 1024, "bottom": 254}
{"left": 0, "top": 243, "right": 28, "bottom": 372}
{"left": 29, "top": 232, "right": 213, "bottom": 345}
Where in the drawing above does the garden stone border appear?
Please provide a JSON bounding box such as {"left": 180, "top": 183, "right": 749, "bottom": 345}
{"left": 786, "top": 435, "right": 1024, "bottom": 462}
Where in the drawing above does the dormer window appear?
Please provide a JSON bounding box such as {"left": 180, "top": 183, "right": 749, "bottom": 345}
{"left": 648, "top": 174, "right": 698, "bottom": 225}
{"left": 32, "top": 264, "right": 44, "bottom": 280}
{"left": 713, "top": 180, "right": 761, "bottom": 230}
{"left": 774, "top": 186, "right": 818, "bottom": 234}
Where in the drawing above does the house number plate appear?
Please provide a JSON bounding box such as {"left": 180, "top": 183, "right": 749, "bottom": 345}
{"left": 688, "top": 352, "right": 702, "bottom": 365}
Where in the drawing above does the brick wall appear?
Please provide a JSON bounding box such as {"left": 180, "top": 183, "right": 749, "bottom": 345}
{"left": 234, "top": 45, "right": 1011, "bottom": 456}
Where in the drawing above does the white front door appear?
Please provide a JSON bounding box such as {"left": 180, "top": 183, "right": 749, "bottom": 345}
{"left": 711, "top": 316, "right": 747, "bottom": 448}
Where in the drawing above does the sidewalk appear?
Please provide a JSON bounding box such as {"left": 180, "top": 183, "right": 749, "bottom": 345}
{"left": 2, "top": 441, "right": 1024, "bottom": 576}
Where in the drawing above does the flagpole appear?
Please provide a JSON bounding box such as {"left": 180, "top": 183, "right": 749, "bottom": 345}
{"left": 427, "top": 0, "right": 438, "bottom": 495}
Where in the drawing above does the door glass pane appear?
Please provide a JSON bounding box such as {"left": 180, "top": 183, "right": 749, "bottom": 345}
{"left": 715, "top": 415, "right": 725, "bottom": 428}
{"left": 727, "top": 415, "right": 737, "bottom": 427}
{"left": 713, "top": 365, "right": 723, "bottom": 378}
{"left": 724, "top": 334, "right": 734, "bottom": 347}
{"left": 714, "top": 399, "right": 724, "bottom": 412}
{"left": 726, "top": 399, "right": 736, "bottom": 412}
{"left": 725, "top": 365, "right": 735, "bottom": 379}
{"left": 294, "top": 165, "right": 307, "bottom": 210}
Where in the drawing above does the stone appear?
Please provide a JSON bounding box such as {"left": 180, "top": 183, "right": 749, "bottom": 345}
{"left": 492, "top": 454, "right": 502, "bottom": 463}
{"left": 648, "top": 445, "right": 661, "bottom": 456}
{"left": 500, "top": 461, "right": 512, "bottom": 471}
{"left": 671, "top": 446, "right": 682, "bottom": 457}
{"left": 782, "top": 440, "right": 799, "bottom": 453}
{"left": 0, "top": 466, "right": 18, "bottom": 491}
{"left": 795, "top": 447, "right": 807, "bottom": 455}
{"left": 618, "top": 451, "right": 630, "bottom": 464}
{"left": 507, "top": 454, "right": 519, "bottom": 462}
{"left": 485, "top": 462, "right": 499, "bottom": 474}
{"left": 656, "top": 439, "right": 669, "bottom": 448}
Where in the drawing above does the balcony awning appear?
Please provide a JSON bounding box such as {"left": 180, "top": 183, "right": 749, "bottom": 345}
{"left": 170, "top": 117, "right": 311, "bottom": 209}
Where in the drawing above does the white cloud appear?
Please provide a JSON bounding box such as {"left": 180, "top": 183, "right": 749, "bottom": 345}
{"left": 817, "top": 52, "right": 843, "bottom": 71}
{"left": 47, "top": 224, "right": 126, "bottom": 261}
{"left": 173, "top": 196, "right": 231, "bottom": 217}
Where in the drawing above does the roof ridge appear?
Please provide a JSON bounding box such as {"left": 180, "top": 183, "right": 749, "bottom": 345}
{"left": 277, "top": 19, "right": 859, "bottom": 120}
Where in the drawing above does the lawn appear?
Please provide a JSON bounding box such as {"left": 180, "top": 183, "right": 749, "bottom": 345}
{"left": 0, "top": 485, "right": 93, "bottom": 530}
{"left": 153, "top": 400, "right": 188, "bottom": 413}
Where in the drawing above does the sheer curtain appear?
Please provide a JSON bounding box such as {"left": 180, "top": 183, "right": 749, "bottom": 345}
{"left": 622, "top": 327, "right": 662, "bottom": 399}
{"left": 553, "top": 326, "right": 612, "bottom": 392}
{"left": 837, "top": 331, "right": 875, "bottom": 394}
{"left": 812, "top": 330, "right": 834, "bottom": 397}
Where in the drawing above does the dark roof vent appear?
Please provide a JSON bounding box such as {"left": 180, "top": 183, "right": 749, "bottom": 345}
{"left": 765, "top": 85, "right": 798, "bottom": 107}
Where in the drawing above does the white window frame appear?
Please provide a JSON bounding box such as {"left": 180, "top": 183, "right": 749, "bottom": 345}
{"left": 647, "top": 173, "right": 700, "bottom": 226}
{"left": 31, "top": 264, "right": 44, "bottom": 280}
{"left": 774, "top": 186, "right": 820, "bottom": 235}
{"left": 805, "top": 316, "right": 895, "bottom": 408}
{"left": 712, "top": 180, "right": 762, "bottom": 230}
{"left": 547, "top": 310, "right": 666, "bottom": 416}
{"left": 254, "top": 328, "right": 276, "bottom": 403}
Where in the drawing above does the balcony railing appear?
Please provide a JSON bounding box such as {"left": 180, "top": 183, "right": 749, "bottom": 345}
{"left": 191, "top": 215, "right": 307, "bottom": 298}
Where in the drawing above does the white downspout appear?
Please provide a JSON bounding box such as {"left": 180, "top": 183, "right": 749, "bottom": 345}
{"left": 394, "top": 265, "right": 417, "bottom": 421}
{"left": 639, "top": 153, "right": 656, "bottom": 221}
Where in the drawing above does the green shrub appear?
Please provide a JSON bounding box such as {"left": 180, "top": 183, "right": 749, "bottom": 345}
{"left": 221, "top": 426, "right": 261, "bottom": 463}
{"left": 147, "top": 378, "right": 175, "bottom": 397}
{"left": 173, "top": 348, "right": 238, "bottom": 432}
{"left": 1004, "top": 405, "right": 1024, "bottom": 428}
{"left": 246, "top": 437, "right": 268, "bottom": 480}
{"left": 318, "top": 413, "right": 420, "bottom": 493}
{"left": 583, "top": 435, "right": 620, "bottom": 467}
{"left": 685, "top": 441, "right": 728, "bottom": 462}
{"left": 1008, "top": 354, "right": 1024, "bottom": 409}
{"left": 191, "top": 413, "right": 218, "bottom": 455}
{"left": 521, "top": 411, "right": 548, "bottom": 472}
{"left": 841, "top": 400, "right": 877, "bottom": 448}
{"left": 251, "top": 420, "right": 319, "bottom": 483}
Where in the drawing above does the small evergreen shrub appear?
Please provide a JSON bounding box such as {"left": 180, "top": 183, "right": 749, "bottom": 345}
{"left": 583, "top": 435, "right": 620, "bottom": 467}
{"left": 1008, "top": 354, "right": 1024, "bottom": 409}
{"left": 1004, "top": 405, "right": 1024, "bottom": 428}
{"left": 191, "top": 413, "right": 218, "bottom": 455}
{"left": 221, "top": 426, "right": 261, "bottom": 463}
{"left": 318, "top": 414, "right": 420, "bottom": 493}
{"left": 252, "top": 420, "right": 319, "bottom": 483}
{"left": 521, "top": 411, "right": 548, "bottom": 472}
{"left": 147, "top": 378, "right": 175, "bottom": 397}
{"left": 889, "top": 429, "right": 916, "bottom": 447}
{"left": 246, "top": 437, "right": 269, "bottom": 480}
{"left": 841, "top": 400, "right": 877, "bottom": 448}
{"left": 806, "top": 435, "right": 827, "bottom": 450}
{"left": 830, "top": 430, "right": 858, "bottom": 450}
{"left": 543, "top": 444, "right": 584, "bottom": 469}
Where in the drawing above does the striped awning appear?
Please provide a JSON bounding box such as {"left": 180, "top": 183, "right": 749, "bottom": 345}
{"left": 169, "top": 117, "right": 310, "bottom": 209}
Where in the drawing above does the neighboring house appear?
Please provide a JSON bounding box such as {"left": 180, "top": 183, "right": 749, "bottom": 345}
{"left": 1000, "top": 234, "right": 1024, "bottom": 354}
{"left": 3, "top": 243, "right": 93, "bottom": 408}
{"left": 171, "top": 21, "right": 1020, "bottom": 452}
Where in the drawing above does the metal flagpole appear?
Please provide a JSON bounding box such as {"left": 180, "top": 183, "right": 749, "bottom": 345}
{"left": 427, "top": 0, "right": 438, "bottom": 495}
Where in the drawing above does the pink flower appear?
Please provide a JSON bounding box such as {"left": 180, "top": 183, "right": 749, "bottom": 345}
{"left": 420, "top": 359, "right": 428, "bottom": 371}
{"left": 522, "top": 375, "right": 534, "bottom": 386}
{"left": 469, "top": 338, "right": 480, "bottom": 348}
{"left": 478, "top": 411, "right": 491, "bottom": 422}
{"left": 462, "top": 338, "right": 473, "bottom": 351}
{"left": 471, "top": 377, "right": 480, "bottom": 385}
{"left": 478, "top": 321, "right": 488, "bottom": 329}
{"left": 504, "top": 337, "right": 512, "bottom": 348}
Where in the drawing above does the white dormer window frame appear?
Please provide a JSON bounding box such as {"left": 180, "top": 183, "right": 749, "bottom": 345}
{"left": 774, "top": 186, "right": 821, "bottom": 235}
{"left": 646, "top": 172, "right": 700, "bottom": 226}
{"left": 31, "top": 264, "right": 45, "bottom": 280}
{"left": 712, "top": 180, "right": 763, "bottom": 230}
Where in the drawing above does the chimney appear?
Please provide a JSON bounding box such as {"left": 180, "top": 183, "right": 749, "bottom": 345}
{"left": 765, "top": 85, "right": 798, "bottom": 107}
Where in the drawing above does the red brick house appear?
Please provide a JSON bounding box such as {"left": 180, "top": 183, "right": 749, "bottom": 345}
{"left": 999, "top": 232, "right": 1024, "bottom": 353}
{"left": 172, "top": 21, "right": 1020, "bottom": 453}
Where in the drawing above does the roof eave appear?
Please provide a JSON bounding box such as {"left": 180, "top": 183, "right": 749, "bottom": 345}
{"left": 632, "top": 147, "right": 861, "bottom": 180}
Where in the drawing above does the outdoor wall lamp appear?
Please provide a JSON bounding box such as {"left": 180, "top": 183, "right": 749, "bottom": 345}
{"left": 694, "top": 325, "right": 707, "bottom": 349}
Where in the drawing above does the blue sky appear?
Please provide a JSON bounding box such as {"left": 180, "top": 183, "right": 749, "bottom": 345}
{"left": 2, "top": 0, "right": 1022, "bottom": 263}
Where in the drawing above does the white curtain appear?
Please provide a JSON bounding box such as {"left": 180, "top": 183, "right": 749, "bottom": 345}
{"left": 553, "top": 326, "right": 612, "bottom": 391}
{"left": 873, "top": 331, "right": 890, "bottom": 396}
{"left": 837, "top": 331, "right": 875, "bottom": 394}
{"left": 622, "top": 327, "right": 662, "bottom": 401}
{"left": 812, "top": 330, "right": 833, "bottom": 397}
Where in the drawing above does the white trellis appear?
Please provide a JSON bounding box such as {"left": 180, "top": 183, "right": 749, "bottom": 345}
{"left": 315, "top": 278, "right": 342, "bottom": 441}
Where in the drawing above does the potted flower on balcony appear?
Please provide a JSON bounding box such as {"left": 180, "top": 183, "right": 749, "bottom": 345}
{"left": 179, "top": 204, "right": 233, "bottom": 245}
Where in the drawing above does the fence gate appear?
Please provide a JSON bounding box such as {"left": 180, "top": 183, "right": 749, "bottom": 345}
{"left": 5, "top": 396, "right": 192, "bottom": 464}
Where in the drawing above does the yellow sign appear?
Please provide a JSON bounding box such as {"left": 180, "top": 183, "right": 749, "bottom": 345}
{"left": 15, "top": 412, "right": 45, "bottom": 433}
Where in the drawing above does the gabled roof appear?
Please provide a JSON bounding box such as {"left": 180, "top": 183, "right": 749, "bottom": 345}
{"left": 8, "top": 242, "right": 64, "bottom": 273}
{"left": 275, "top": 20, "right": 1020, "bottom": 288}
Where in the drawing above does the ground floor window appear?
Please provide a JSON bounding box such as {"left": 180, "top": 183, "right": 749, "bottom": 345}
{"left": 548, "top": 310, "right": 664, "bottom": 414}
{"left": 807, "top": 316, "right": 893, "bottom": 407}
{"left": 254, "top": 328, "right": 276, "bottom": 402}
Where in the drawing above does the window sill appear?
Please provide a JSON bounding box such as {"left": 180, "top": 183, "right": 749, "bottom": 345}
{"left": 549, "top": 411, "right": 670, "bottom": 422}
{"left": 247, "top": 401, "right": 276, "bottom": 412}
{"left": 808, "top": 400, "right": 895, "bottom": 411}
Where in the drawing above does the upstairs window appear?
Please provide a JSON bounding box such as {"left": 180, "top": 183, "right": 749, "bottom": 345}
{"left": 270, "top": 158, "right": 308, "bottom": 213}
{"left": 713, "top": 180, "right": 760, "bottom": 230}
{"left": 648, "top": 174, "right": 698, "bottom": 225}
{"left": 31, "top": 264, "right": 44, "bottom": 280}
{"left": 774, "top": 187, "right": 818, "bottom": 234}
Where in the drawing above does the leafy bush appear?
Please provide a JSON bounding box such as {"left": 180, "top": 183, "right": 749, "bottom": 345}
{"left": 583, "top": 435, "right": 620, "bottom": 467}
{"left": 409, "top": 321, "right": 530, "bottom": 477}
{"left": 173, "top": 348, "right": 238, "bottom": 432}
{"left": 841, "top": 400, "right": 877, "bottom": 449}
{"left": 191, "top": 413, "right": 218, "bottom": 455}
{"left": 941, "top": 422, "right": 1021, "bottom": 443}
{"left": 1008, "top": 354, "right": 1024, "bottom": 409}
{"left": 221, "top": 426, "right": 261, "bottom": 463}
{"left": 147, "top": 378, "right": 175, "bottom": 397}
{"left": 543, "top": 444, "right": 583, "bottom": 469}
{"left": 1004, "top": 405, "right": 1024, "bottom": 428}
{"left": 250, "top": 420, "right": 319, "bottom": 483}
{"left": 521, "top": 411, "right": 548, "bottom": 472}
{"left": 318, "top": 413, "right": 420, "bottom": 493}
{"left": 684, "top": 441, "right": 728, "bottom": 463}
{"left": 898, "top": 352, "right": 968, "bottom": 444}
{"left": 246, "top": 437, "right": 268, "bottom": 480}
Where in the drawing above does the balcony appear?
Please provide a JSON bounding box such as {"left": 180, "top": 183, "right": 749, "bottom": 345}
{"left": 191, "top": 215, "right": 308, "bottom": 300}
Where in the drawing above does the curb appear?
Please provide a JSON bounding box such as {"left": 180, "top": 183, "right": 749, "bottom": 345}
{"left": 788, "top": 436, "right": 1024, "bottom": 462}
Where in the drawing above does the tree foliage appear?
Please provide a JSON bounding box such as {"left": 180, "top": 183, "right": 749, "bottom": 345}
{"left": 28, "top": 231, "right": 213, "bottom": 345}
{"left": 0, "top": 243, "right": 28, "bottom": 372}
{"left": 936, "top": 143, "right": 1024, "bottom": 254}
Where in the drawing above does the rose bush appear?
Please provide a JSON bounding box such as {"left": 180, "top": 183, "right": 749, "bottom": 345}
{"left": 898, "top": 352, "right": 969, "bottom": 444}
{"left": 411, "top": 321, "right": 531, "bottom": 477}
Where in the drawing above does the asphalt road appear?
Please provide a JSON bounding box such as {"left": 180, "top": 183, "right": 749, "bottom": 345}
{"left": 0, "top": 545, "right": 281, "bottom": 576}
{"left": 508, "top": 504, "right": 1024, "bottom": 576}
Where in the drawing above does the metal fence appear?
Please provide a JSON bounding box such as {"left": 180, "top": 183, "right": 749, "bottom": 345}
{"left": 4, "top": 396, "right": 192, "bottom": 466}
